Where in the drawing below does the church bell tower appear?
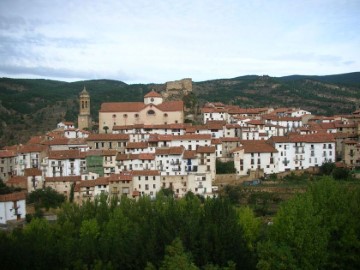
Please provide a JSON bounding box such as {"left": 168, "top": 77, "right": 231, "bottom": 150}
{"left": 77, "top": 86, "right": 92, "bottom": 130}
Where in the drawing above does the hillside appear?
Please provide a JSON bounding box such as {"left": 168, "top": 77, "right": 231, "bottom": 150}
{"left": 1, "top": 72, "right": 360, "bottom": 147}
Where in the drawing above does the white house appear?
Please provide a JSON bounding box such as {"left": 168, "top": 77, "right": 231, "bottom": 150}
{"left": 269, "top": 133, "right": 336, "bottom": 172}
{"left": 233, "top": 140, "right": 278, "bottom": 176}
{"left": 43, "top": 150, "right": 87, "bottom": 177}
{"left": 0, "top": 192, "right": 26, "bottom": 224}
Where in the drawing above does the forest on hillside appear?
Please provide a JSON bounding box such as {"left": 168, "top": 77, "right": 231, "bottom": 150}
{"left": 0, "top": 177, "right": 359, "bottom": 270}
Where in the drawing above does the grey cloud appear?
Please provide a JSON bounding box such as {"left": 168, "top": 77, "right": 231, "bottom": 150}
{"left": 0, "top": 64, "right": 137, "bottom": 82}
{"left": 0, "top": 15, "right": 26, "bottom": 30}
{"left": 274, "top": 52, "right": 351, "bottom": 66}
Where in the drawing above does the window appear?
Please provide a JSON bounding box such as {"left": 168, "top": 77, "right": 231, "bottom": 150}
{"left": 147, "top": 110, "right": 155, "bottom": 115}
{"left": 164, "top": 113, "right": 168, "bottom": 117}
{"left": 135, "top": 113, "right": 139, "bottom": 118}
{"left": 112, "top": 114, "right": 116, "bottom": 118}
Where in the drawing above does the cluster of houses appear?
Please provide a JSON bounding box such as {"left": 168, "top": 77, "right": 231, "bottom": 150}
{"left": 1, "top": 88, "right": 360, "bottom": 224}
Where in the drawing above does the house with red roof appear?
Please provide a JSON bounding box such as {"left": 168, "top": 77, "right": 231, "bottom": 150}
{"left": 99, "top": 90, "right": 184, "bottom": 133}
{"left": 232, "top": 140, "right": 278, "bottom": 176}
{"left": 0, "top": 192, "right": 26, "bottom": 224}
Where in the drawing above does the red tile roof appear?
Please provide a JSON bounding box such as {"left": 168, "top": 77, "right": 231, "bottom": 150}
{"left": 221, "top": 137, "right": 241, "bottom": 142}
{"left": 18, "top": 144, "right": 46, "bottom": 153}
{"left": 197, "top": 146, "right": 216, "bottom": 153}
{"left": 108, "top": 173, "right": 132, "bottom": 182}
{"left": 234, "top": 141, "right": 278, "bottom": 154}
{"left": 144, "top": 90, "right": 162, "bottom": 98}
{"left": 6, "top": 176, "right": 27, "bottom": 186}
{"left": 100, "top": 101, "right": 183, "bottom": 113}
{"left": 131, "top": 170, "right": 160, "bottom": 176}
{"left": 173, "top": 134, "right": 211, "bottom": 140}
{"left": 155, "top": 146, "right": 184, "bottom": 155}
{"left": 24, "top": 168, "right": 42, "bottom": 177}
{"left": 126, "top": 142, "right": 148, "bottom": 149}
{"left": 183, "top": 150, "right": 197, "bottom": 159}
{"left": 0, "top": 192, "right": 26, "bottom": 202}
{"left": 48, "top": 150, "right": 86, "bottom": 159}
{"left": 0, "top": 150, "right": 16, "bottom": 158}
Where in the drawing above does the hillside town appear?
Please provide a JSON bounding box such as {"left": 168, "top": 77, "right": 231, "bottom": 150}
{"left": 1, "top": 86, "right": 360, "bottom": 224}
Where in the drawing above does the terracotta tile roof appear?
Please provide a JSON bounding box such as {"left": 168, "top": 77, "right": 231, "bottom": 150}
{"left": 43, "top": 138, "right": 69, "bottom": 145}
{"left": 197, "top": 146, "right": 216, "bottom": 153}
{"left": 102, "top": 150, "right": 117, "bottom": 156}
{"left": 156, "top": 100, "right": 184, "bottom": 112}
{"left": 267, "top": 136, "right": 290, "bottom": 143}
{"left": 271, "top": 133, "right": 335, "bottom": 143}
{"left": 247, "top": 120, "right": 265, "bottom": 125}
{"left": 144, "top": 90, "right": 162, "bottom": 98}
{"left": 100, "top": 102, "right": 146, "bottom": 112}
{"left": 0, "top": 150, "right": 16, "bottom": 158}
{"left": 173, "top": 134, "right": 211, "bottom": 140}
{"left": 18, "top": 144, "right": 46, "bottom": 153}
{"left": 100, "top": 100, "right": 183, "bottom": 113}
{"left": 138, "top": 153, "right": 155, "bottom": 160}
{"left": 108, "top": 173, "right": 132, "bottom": 182}
{"left": 201, "top": 107, "right": 228, "bottom": 113}
{"left": 221, "top": 137, "right": 241, "bottom": 142}
{"left": 86, "top": 150, "right": 103, "bottom": 156}
{"left": 6, "top": 176, "right": 27, "bottom": 186}
{"left": 225, "top": 124, "right": 241, "bottom": 128}
{"left": 68, "top": 138, "right": 87, "bottom": 145}
{"left": 183, "top": 150, "right": 197, "bottom": 159}
{"left": 289, "top": 133, "right": 335, "bottom": 143}
{"left": 79, "top": 177, "right": 109, "bottom": 187}
{"left": 131, "top": 170, "right": 160, "bottom": 176}
{"left": 87, "top": 134, "right": 129, "bottom": 141}
{"left": 27, "top": 136, "right": 45, "bottom": 145}
{"left": 24, "top": 168, "right": 42, "bottom": 177}
{"left": 126, "top": 142, "right": 148, "bottom": 149}
{"left": 211, "top": 138, "right": 222, "bottom": 144}
{"left": 155, "top": 146, "right": 184, "bottom": 155}
{"left": 45, "top": 176, "right": 81, "bottom": 182}
{"left": 236, "top": 141, "right": 277, "bottom": 154}
{"left": 48, "top": 150, "right": 86, "bottom": 160}
{"left": 0, "top": 192, "right": 26, "bottom": 202}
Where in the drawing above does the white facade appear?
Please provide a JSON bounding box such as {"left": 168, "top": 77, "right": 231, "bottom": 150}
{"left": 0, "top": 193, "right": 26, "bottom": 224}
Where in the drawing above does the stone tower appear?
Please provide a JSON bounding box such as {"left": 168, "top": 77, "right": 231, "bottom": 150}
{"left": 77, "top": 86, "right": 92, "bottom": 130}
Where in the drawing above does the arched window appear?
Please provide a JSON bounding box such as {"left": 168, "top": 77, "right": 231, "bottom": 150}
{"left": 164, "top": 113, "right": 168, "bottom": 117}
{"left": 82, "top": 101, "right": 84, "bottom": 109}
{"left": 135, "top": 114, "right": 139, "bottom": 118}
{"left": 85, "top": 101, "right": 88, "bottom": 108}
{"left": 123, "top": 114, "right": 128, "bottom": 118}
{"left": 147, "top": 110, "right": 155, "bottom": 115}
{"left": 112, "top": 114, "right": 116, "bottom": 118}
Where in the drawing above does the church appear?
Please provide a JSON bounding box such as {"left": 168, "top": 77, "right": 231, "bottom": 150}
{"left": 98, "top": 90, "right": 184, "bottom": 133}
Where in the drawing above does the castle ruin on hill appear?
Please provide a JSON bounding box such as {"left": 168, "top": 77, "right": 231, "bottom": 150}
{"left": 162, "top": 78, "right": 192, "bottom": 100}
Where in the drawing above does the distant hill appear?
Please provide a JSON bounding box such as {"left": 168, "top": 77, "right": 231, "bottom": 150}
{"left": 0, "top": 72, "right": 360, "bottom": 147}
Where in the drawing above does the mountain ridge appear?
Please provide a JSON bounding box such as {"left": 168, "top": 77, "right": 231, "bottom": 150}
{"left": 1, "top": 72, "right": 360, "bottom": 147}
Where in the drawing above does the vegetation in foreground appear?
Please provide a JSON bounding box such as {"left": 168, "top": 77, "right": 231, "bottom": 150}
{"left": 0, "top": 177, "right": 360, "bottom": 270}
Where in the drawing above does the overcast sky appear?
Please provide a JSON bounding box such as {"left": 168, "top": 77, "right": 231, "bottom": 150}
{"left": 0, "top": 0, "right": 359, "bottom": 84}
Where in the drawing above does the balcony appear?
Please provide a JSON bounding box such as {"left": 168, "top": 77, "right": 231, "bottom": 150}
{"left": 170, "top": 160, "right": 181, "bottom": 165}
{"left": 172, "top": 166, "right": 181, "bottom": 172}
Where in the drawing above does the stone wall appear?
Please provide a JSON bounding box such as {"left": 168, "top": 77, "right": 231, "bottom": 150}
{"left": 165, "top": 78, "right": 192, "bottom": 93}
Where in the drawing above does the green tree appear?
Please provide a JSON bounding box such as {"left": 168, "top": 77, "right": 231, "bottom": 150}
{"left": 27, "top": 187, "right": 66, "bottom": 210}
{"left": 237, "top": 206, "right": 261, "bottom": 251}
{"left": 159, "top": 238, "right": 198, "bottom": 270}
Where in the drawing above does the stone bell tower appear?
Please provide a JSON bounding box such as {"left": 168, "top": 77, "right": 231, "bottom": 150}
{"left": 77, "top": 86, "right": 92, "bottom": 130}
